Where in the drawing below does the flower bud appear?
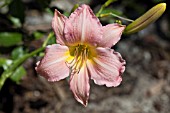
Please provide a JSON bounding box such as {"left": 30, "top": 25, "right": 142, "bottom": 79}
{"left": 124, "top": 3, "right": 166, "bottom": 34}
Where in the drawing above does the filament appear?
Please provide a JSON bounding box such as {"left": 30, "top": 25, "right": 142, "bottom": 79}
{"left": 66, "top": 44, "right": 88, "bottom": 75}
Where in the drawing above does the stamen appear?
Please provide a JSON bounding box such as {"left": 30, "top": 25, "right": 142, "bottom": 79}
{"left": 66, "top": 44, "right": 89, "bottom": 75}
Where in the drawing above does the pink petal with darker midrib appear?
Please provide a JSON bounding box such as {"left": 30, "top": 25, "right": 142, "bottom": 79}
{"left": 69, "top": 64, "right": 90, "bottom": 107}
{"left": 87, "top": 47, "right": 125, "bottom": 87}
{"left": 52, "top": 9, "right": 68, "bottom": 45}
{"left": 100, "top": 23, "right": 125, "bottom": 48}
{"left": 36, "top": 44, "right": 70, "bottom": 81}
{"left": 64, "top": 4, "right": 102, "bottom": 46}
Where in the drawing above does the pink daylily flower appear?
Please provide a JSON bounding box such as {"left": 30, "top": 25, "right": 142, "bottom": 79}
{"left": 36, "top": 4, "right": 126, "bottom": 106}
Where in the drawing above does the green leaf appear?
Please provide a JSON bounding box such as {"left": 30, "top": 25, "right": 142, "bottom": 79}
{"left": 0, "top": 0, "right": 12, "bottom": 8}
{"left": 33, "top": 31, "right": 44, "bottom": 40}
{"left": 45, "top": 8, "right": 53, "bottom": 16}
{"left": 8, "top": 15, "right": 22, "bottom": 28}
{"left": 10, "top": 66, "right": 26, "bottom": 84}
{"left": 0, "top": 57, "right": 13, "bottom": 70}
{"left": 11, "top": 47, "right": 25, "bottom": 60}
{"left": 0, "top": 32, "right": 22, "bottom": 47}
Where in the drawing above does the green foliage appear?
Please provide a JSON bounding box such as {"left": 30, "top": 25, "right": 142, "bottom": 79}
{"left": 0, "top": 58, "right": 12, "bottom": 70}
{"left": 10, "top": 66, "right": 26, "bottom": 84}
{"left": 0, "top": 32, "right": 22, "bottom": 47}
{"left": 33, "top": 31, "right": 44, "bottom": 40}
{"left": 0, "top": 47, "right": 45, "bottom": 89}
{"left": 8, "top": 16, "right": 22, "bottom": 28}
{"left": 0, "top": 0, "right": 12, "bottom": 8}
{"left": 71, "top": 4, "right": 79, "bottom": 13}
{"left": 45, "top": 32, "right": 56, "bottom": 46}
{"left": 45, "top": 8, "right": 54, "bottom": 16}
{"left": 99, "top": 8, "right": 124, "bottom": 23}
{"left": 11, "top": 47, "right": 26, "bottom": 60}
{"left": 0, "top": 47, "right": 27, "bottom": 84}
{"left": 96, "top": 0, "right": 117, "bottom": 17}
{"left": 100, "top": 8, "right": 123, "bottom": 16}
{"left": 0, "top": 57, "right": 26, "bottom": 84}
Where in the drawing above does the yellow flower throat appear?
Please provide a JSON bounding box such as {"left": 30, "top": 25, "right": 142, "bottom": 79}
{"left": 66, "top": 44, "right": 96, "bottom": 75}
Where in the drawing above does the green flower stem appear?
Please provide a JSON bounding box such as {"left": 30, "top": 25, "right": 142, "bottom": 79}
{"left": 99, "top": 13, "right": 134, "bottom": 22}
{"left": 0, "top": 32, "right": 54, "bottom": 90}
{"left": 96, "top": 0, "right": 117, "bottom": 17}
{"left": 42, "top": 32, "right": 54, "bottom": 47}
{"left": 71, "top": 4, "right": 79, "bottom": 13}
{"left": 0, "top": 47, "right": 45, "bottom": 90}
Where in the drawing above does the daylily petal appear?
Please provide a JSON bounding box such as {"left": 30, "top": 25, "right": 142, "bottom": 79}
{"left": 100, "top": 24, "right": 125, "bottom": 48}
{"left": 64, "top": 4, "right": 102, "bottom": 46}
{"left": 52, "top": 9, "right": 67, "bottom": 45}
{"left": 70, "top": 64, "right": 90, "bottom": 106}
{"left": 36, "top": 44, "right": 70, "bottom": 81}
{"left": 87, "top": 47, "right": 125, "bottom": 87}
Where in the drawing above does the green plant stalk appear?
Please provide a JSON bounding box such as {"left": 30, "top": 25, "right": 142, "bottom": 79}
{"left": 71, "top": 4, "right": 79, "bottom": 13}
{"left": 42, "top": 32, "right": 54, "bottom": 47}
{"left": 0, "top": 47, "right": 45, "bottom": 90}
{"left": 0, "top": 31, "right": 54, "bottom": 90}
{"left": 96, "top": 0, "right": 117, "bottom": 17}
{"left": 99, "top": 13, "right": 134, "bottom": 22}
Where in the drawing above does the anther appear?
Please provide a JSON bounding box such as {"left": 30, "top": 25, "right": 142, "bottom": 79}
{"left": 66, "top": 45, "right": 89, "bottom": 75}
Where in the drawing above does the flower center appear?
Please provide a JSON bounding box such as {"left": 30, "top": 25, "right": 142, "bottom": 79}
{"left": 66, "top": 44, "right": 96, "bottom": 75}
